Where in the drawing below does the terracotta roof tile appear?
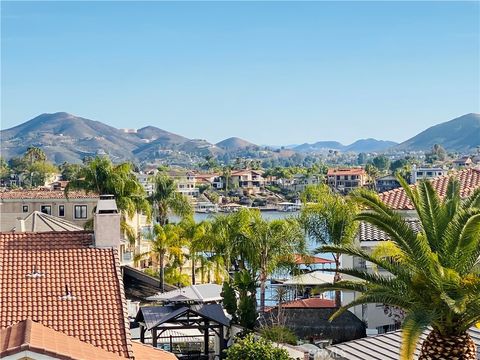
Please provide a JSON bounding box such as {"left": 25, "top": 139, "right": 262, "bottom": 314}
{"left": 294, "top": 254, "right": 334, "bottom": 265}
{"left": 327, "top": 168, "right": 366, "bottom": 176}
{"left": 0, "top": 319, "right": 124, "bottom": 360}
{"left": 281, "top": 298, "right": 336, "bottom": 308}
{"left": 0, "top": 189, "right": 98, "bottom": 200}
{"left": 379, "top": 168, "right": 480, "bottom": 210}
{"left": 0, "top": 231, "right": 131, "bottom": 358}
{"left": 131, "top": 342, "right": 178, "bottom": 360}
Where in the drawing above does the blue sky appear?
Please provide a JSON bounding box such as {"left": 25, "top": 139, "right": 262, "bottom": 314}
{"left": 2, "top": 1, "right": 479, "bottom": 145}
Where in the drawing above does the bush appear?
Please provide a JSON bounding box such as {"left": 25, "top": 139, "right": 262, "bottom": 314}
{"left": 261, "top": 325, "right": 297, "bottom": 345}
{"left": 225, "top": 333, "right": 291, "bottom": 360}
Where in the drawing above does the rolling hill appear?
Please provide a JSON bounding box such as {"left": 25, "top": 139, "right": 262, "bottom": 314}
{"left": 395, "top": 113, "right": 480, "bottom": 152}
{"left": 216, "top": 137, "right": 258, "bottom": 151}
{"left": 294, "top": 139, "right": 397, "bottom": 153}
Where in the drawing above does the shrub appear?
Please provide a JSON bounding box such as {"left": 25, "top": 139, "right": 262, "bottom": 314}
{"left": 225, "top": 333, "right": 291, "bottom": 360}
{"left": 261, "top": 325, "right": 297, "bottom": 345}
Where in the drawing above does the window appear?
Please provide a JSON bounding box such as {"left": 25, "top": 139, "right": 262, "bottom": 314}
{"left": 58, "top": 205, "right": 65, "bottom": 217}
{"left": 22, "top": 205, "right": 29, "bottom": 213}
{"left": 74, "top": 205, "right": 87, "bottom": 219}
{"left": 40, "top": 205, "right": 51, "bottom": 215}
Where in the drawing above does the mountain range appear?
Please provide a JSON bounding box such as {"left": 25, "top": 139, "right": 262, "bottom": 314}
{"left": 1, "top": 112, "right": 478, "bottom": 164}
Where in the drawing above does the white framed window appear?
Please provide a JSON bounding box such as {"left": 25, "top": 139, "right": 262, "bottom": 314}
{"left": 58, "top": 205, "right": 65, "bottom": 217}
{"left": 74, "top": 205, "right": 87, "bottom": 219}
{"left": 22, "top": 205, "right": 29, "bottom": 213}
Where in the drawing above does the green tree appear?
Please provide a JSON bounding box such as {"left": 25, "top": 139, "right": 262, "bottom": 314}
{"left": 317, "top": 176, "right": 480, "bottom": 359}
{"left": 137, "top": 223, "right": 183, "bottom": 291}
{"left": 179, "top": 217, "right": 210, "bottom": 285}
{"left": 150, "top": 173, "right": 192, "bottom": 226}
{"left": 60, "top": 162, "right": 83, "bottom": 181}
{"left": 300, "top": 184, "right": 359, "bottom": 307}
{"left": 250, "top": 216, "right": 305, "bottom": 312}
{"left": 225, "top": 333, "right": 290, "bottom": 360}
{"left": 372, "top": 155, "right": 390, "bottom": 172}
{"left": 357, "top": 152, "right": 368, "bottom": 165}
{"left": 65, "top": 156, "right": 150, "bottom": 243}
{"left": 365, "top": 163, "right": 380, "bottom": 190}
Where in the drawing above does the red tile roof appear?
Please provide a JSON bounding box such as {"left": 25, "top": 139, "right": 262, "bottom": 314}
{"left": 327, "top": 168, "right": 366, "bottom": 176}
{"left": 131, "top": 342, "right": 178, "bottom": 360}
{"left": 379, "top": 168, "right": 480, "bottom": 210}
{"left": 0, "top": 189, "right": 98, "bottom": 200}
{"left": 0, "top": 319, "right": 124, "bottom": 360}
{"left": 0, "top": 231, "right": 132, "bottom": 358}
{"left": 294, "top": 254, "right": 334, "bottom": 265}
{"left": 281, "top": 298, "right": 336, "bottom": 308}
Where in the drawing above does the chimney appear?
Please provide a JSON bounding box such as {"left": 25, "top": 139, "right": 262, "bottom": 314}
{"left": 15, "top": 218, "right": 26, "bottom": 233}
{"left": 94, "top": 195, "right": 121, "bottom": 248}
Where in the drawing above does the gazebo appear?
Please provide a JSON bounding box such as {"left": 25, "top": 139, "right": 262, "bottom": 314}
{"left": 135, "top": 303, "right": 230, "bottom": 359}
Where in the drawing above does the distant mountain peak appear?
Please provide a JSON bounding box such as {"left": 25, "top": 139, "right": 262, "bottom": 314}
{"left": 216, "top": 137, "right": 257, "bottom": 150}
{"left": 395, "top": 113, "right": 480, "bottom": 152}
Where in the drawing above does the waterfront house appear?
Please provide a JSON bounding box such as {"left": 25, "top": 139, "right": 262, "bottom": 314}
{"left": 410, "top": 165, "right": 447, "bottom": 183}
{"left": 168, "top": 170, "right": 199, "bottom": 199}
{"left": 327, "top": 168, "right": 367, "bottom": 193}
{"left": 229, "top": 169, "right": 266, "bottom": 194}
{"left": 375, "top": 174, "right": 400, "bottom": 193}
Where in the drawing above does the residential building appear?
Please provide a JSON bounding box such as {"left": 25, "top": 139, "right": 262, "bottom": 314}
{"left": 327, "top": 168, "right": 367, "bottom": 193}
{"left": 0, "top": 217, "right": 177, "bottom": 359}
{"left": 280, "top": 173, "right": 322, "bottom": 192}
{"left": 230, "top": 169, "right": 266, "bottom": 194}
{"left": 410, "top": 165, "right": 447, "bottom": 183}
{"left": 195, "top": 173, "right": 224, "bottom": 190}
{"left": 136, "top": 172, "right": 154, "bottom": 196}
{"left": 0, "top": 189, "right": 98, "bottom": 232}
{"left": 169, "top": 171, "right": 199, "bottom": 199}
{"left": 452, "top": 156, "right": 473, "bottom": 168}
{"left": 342, "top": 168, "right": 480, "bottom": 334}
{"left": 375, "top": 175, "right": 400, "bottom": 193}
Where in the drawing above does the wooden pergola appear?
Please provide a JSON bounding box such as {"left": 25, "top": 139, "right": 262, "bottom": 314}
{"left": 135, "top": 304, "right": 230, "bottom": 359}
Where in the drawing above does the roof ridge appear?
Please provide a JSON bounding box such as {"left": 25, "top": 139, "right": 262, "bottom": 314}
{"left": 112, "top": 248, "right": 134, "bottom": 359}
{"left": 23, "top": 318, "right": 33, "bottom": 345}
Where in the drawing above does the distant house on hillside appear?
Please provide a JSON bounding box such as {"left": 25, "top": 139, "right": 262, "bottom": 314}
{"left": 376, "top": 175, "right": 400, "bottom": 193}
{"left": 327, "top": 168, "right": 367, "bottom": 193}
{"left": 452, "top": 156, "right": 473, "bottom": 168}
{"left": 410, "top": 165, "right": 447, "bottom": 183}
{"left": 230, "top": 169, "right": 266, "bottom": 194}
{"left": 168, "top": 171, "right": 199, "bottom": 199}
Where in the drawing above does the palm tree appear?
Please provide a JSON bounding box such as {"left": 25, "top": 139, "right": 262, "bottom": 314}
{"left": 179, "top": 217, "right": 210, "bottom": 285}
{"left": 317, "top": 176, "right": 480, "bottom": 359}
{"left": 250, "top": 216, "right": 305, "bottom": 312}
{"left": 300, "top": 184, "right": 358, "bottom": 307}
{"left": 149, "top": 173, "right": 192, "bottom": 226}
{"left": 24, "top": 146, "right": 46, "bottom": 164}
{"left": 65, "top": 156, "right": 151, "bottom": 243}
{"left": 138, "top": 223, "right": 183, "bottom": 291}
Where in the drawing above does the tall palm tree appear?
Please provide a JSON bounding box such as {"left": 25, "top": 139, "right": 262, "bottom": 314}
{"left": 317, "top": 176, "right": 480, "bottom": 359}
{"left": 149, "top": 173, "right": 192, "bottom": 226}
{"left": 24, "top": 146, "right": 46, "bottom": 164}
{"left": 137, "top": 223, "right": 183, "bottom": 291}
{"left": 250, "top": 216, "right": 305, "bottom": 312}
{"left": 179, "top": 217, "right": 210, "bottom": 285}
{"left": 65, "top": 156, "right": 151, "bottom": 243}
{"left": 300, "top": 184, "right": 359, "bottom": 307}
